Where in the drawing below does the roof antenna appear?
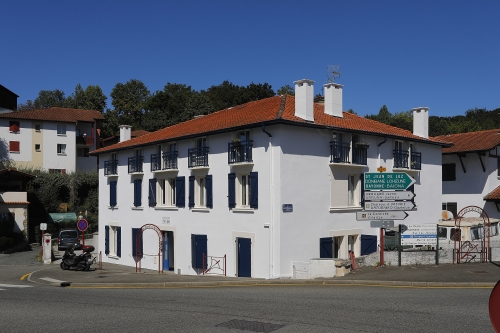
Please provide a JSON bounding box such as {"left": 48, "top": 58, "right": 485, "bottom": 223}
{"left": 326, "top": 65, "right": 341, "bottom": 83}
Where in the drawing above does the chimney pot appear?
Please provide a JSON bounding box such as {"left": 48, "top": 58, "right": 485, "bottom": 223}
{"left": 323, "top": 83, "right": 343, "bottom": 117}
{"left": 293, "top": 79, "right": 315, "bottom": 121}
{"left": 412, "top": 107, "right": 429, "bottom": 139}
{"left": 119, "top": 125, "right": 132, "bottom": 142}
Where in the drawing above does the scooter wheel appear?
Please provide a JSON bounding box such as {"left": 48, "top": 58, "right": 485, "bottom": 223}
{"left": 60, "top": 262, "right": 70, "bottom": 270}
{"left": 86, "top": 264, "right": 90, "bottom": 271}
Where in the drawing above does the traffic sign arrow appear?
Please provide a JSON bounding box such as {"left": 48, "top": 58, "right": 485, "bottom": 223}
{"left": 364, "top": 172, "right": 416, "bottom": 191}
{"left": 364, "top": 191, "right": 415, "bottom": 201}
{"left": 364, "top": 201, "right": 415, "bottom": 211}
{"left": 356, "top": 211, "right": 409, "bottom": 221}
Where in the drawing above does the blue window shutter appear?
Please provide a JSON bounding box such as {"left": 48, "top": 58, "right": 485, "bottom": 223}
{"left": 110, "top": 181, "right": 117, "bottom": 207}
{"left": 189, "top": 176, "right": 195, "bottom": 208}
{"left": 132, "top": 228, "right": 138, "bottom": 258}
{"left": 176, "top": 176, "right": 185, "bottom": 207}
{"left": 320, "top": 237, "right": 333, "bottom": 258}
{"left": 249, "top": 172, "right": 258, "bottom": 209}
{"left": 116, "top": 227, "right": 121, "bottom": 257}
{"left": 228, "top": 173, "right": 236, "bottom": 208}
{"left": 134, "top": 179, "right": 142, "bottom": 207}
{"left": 206, "top": 175, "right": 213, "bottom": 208}
{"left": 191, "top": 234, "right": 207, "bottom": 269}
{"left": 105, "top": 225, "right": 109, "bottom": 255}
{"left": 148, "top": 178, "right": 157, "bottom": 207}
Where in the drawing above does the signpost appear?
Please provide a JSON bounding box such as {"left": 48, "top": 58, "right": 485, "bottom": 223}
{"left": 356, "top": 211, "right": 408, "bottom": 221}
{"left": 364, "top": 201, "right": 415, "bottom": 211}
{"left": 400, "top": 224, "right": 437, "bottom": 246}
{"left": 40, "top": 223, "right": 47, "bottom": 256}
{"left": 370, "top": 220, "right": 394, "bottom": 228}
{"left": 364, "top": 172, "right": 416, "bottom": 191}
{"left": 364, "top": 191, "right": 415, "bottom": 201}
{"left": 77, "top": 213, "right": 88, "bottom": 253}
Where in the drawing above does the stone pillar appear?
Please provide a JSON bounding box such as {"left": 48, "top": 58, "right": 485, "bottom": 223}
{"left": 43, "top": 233, "right": 52, "bottom": 264}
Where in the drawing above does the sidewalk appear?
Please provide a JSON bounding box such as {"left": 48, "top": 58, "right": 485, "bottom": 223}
{"left": 28, "top": 258, "right": 500, "bottom": 288}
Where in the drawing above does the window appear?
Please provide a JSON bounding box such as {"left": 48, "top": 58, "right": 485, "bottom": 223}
{"left": 442, "top": 163, "right": 456, "bottom": 181}
{"left": 228, "top": 172, "right": 258, "bottom": 209}
{"left": 109, "top": 181, "right": 117, "bottom": 207}
{"left": 133, "top": 179, "right": 142, "bottom": 207}
{"left": 330, "top": 170, "right": 361, "bottom": 209}
{"left": 189, "top": 175, "right": 213, "bottom": 209}
{"left": 77, "top": 148, "right": 89, "bottom": 157}
{"left": 57, "top": 144, "right": 66, "bottom": 155}
{"left": 35, "top": 144, "right": 41, "bottom": 152}
{"left": 157, "top": 177, "right": 178, "bottom": 207}
{"left": 57, "top": 125, "right": 66, "bottom": 135}
{"left": 35, "top": 124, "right": 41, "bottom": 132}
{"left": 9, "top": 141, "right": 20, "bottom": 152}
{"left": 105, "top": 225, "right": 121, "bottom": 257}
{"left": 9, "top": 121, "right": 20, "bottom": 133}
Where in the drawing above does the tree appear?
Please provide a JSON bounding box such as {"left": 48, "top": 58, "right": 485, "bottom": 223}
{"left": 66, "top": 84, "right": 107, "bottom": 112}
{"left": 16, "top": 100, "right": 35, "bottom": 111}
{"left": 34, "top": 89, "right": 66, "bottom": 108}
{"left": 389, "top": 111, "right": 412, "bottom": 131}
{"left": 100, "top": 109, "right": 120, "bottom": 139}
{"left": 347, "top": 109, "right": 356, "bottom": 114}
{"left": 110, "top": 79, "right": 150, "bottom": 129}
{"left": 277, "top": 84, "right": 294, "bottom": 96}
{"left": 242, "top": 82, "right": 275, "bottom": 101}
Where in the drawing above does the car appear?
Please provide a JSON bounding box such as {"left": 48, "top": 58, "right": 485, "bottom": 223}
{"left": 58, "top": 229, "right": 82, "bottom": 251}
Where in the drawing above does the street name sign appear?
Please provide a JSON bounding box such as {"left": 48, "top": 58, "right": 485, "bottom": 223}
{"left": 356, "top": 211, "right": 408, "bottom": 221}
{"left": 400, "top": 224, "right": 437, "bottom": 246}
{"left": 364, "top": 172, "right": 416, "bottom": 191}
{"left": 364, "top": 191, "right": 415, "bottom": 201}
{"left": 370, "top": 220, "right": 394, "bottom": 228}
{"left": 364, "top": 201, "right": 415, "bottom": 211}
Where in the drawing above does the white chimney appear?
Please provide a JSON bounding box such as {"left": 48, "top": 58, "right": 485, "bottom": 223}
{"left": 323, "top": 83, "right": 343, "bottom": 117}
{"left": 119, "top": 125, "right": 132, "bottom": 142}
{"left": 412, "top": 107, "right": 429, "bottom": 139}
{"left": 294, "top": 79, "right": 315, "bottom": 121}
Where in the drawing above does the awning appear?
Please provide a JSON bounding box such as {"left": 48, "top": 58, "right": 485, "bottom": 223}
{"left": 49, "top": 212, "right": 77, "bottom": 223}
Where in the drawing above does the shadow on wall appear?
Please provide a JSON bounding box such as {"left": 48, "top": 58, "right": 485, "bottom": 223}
{"left": 0, "top": 139, "right": 13, "bottom": 169}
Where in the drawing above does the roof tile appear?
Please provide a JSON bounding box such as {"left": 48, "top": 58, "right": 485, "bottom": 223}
{"left": 0, "top": 107, "right": 105, "bottom": 123}
{"left": 434, "top": 129, "right": 500, "bottom": 153}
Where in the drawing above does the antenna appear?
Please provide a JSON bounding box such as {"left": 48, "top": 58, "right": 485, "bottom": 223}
{"left": 326, "top": 65, "right": 341, "bottom": 83}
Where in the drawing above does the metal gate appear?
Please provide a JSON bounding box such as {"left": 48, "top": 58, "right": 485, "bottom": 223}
{"left": 135, "top": 224, "right": 163, "bottom": 273}
{"left": 454, "top": 206, "right": 491, "bottom": 264}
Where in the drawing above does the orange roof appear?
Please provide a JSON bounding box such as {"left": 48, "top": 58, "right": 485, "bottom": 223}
{"left": 91, "top": 95, "right": 451, "bottom": 155}
{"left": 101, "top": 130, "right": 151, "bottom": 143}
{"left": 484, "top": 185, "right": 500, "bottom": 201}
{"left": 0, "top": 107, "right": 105, "bottom": 123}
{"left": 434, "top": 129, "right": 500, "bottom": 154}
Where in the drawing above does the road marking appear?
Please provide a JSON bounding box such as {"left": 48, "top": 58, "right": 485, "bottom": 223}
{"left": 0, "top": 284, "right": 32, "bottom": 288}
{"left": 20, "top": 273, "right": 30, "bottom": 281}
{"left": 39, "top": 277, "right": 67, "bottom": 283}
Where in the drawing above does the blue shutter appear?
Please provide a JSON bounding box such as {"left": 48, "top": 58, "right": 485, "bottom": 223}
{"left": 191, "top": 234, "right": 207, "bottom": 269}
{"left": 132, "top": 228, "right": 143, "bottom": 259}
{"left": 148, "top": 178, "right": 157, "bottom": 207}
{"left": 105, "top": 225, "right": 109, "bottom": 255}
{"left": 206, "top": 175, "right": 213, "bottom": 208}
{"left": 110, "top": 181, "right": 117, "bottom": 207}
{"left": 189, "top": 176, "right": 195, "bottom": 208}
{"left": 116, "top": 227, "right": 121, "bottom": 257}
{"left": 249, "top": 172, "right": 258, "bottom": 209}
{"left": 134, "top": 179, "right": 142, "bottom": 207}
{"left": 176, "top": 176, "right": 185, "bottom": 207}
{"left": 228, "top": 173, "right": 236, "bottom": 208}
{"left": 320, "top": 237, "right": 333, "bottom": 258}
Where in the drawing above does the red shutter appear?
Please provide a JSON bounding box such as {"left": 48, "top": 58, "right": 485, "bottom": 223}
{"left": 9, "top": 121, "right": 20, "bottom": 132}
{"left": 9, "top": 141, "right": 20, "bottom": 152}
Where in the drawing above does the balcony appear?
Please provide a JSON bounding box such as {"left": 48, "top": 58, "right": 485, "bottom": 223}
{"left": 104, "top": 160, "right": 118, "bottom": 176}
{"left": 410, "top": 151, "right": 421, "bottom": 170}
{"left": 330, "top": 142, "right": 351, "bottom": 163}
{"left": 151, "top": 151, "right": 178, "bottom": 171}
{"left": 128, "top": 156, "right": 144, "bottom": 173}
{"left": 188, "top": 147, "right": 209, "bottom": 168}
{"left": 228, "top": 140, "right": 253, "bottom": 164}
{"left": 393, "top": 150, "right": 409, "bottom": 168}
{"left": 76, "top": 135, "right": 94, "bottom": 146}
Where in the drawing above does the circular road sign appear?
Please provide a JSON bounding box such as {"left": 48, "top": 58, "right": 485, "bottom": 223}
{"left": 77, "top": 219, "right": 88, "bottom": 232}
{"left": 490, "top": 280, "right": 500, "bottom": 331}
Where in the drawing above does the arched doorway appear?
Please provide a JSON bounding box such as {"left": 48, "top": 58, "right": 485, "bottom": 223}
{"left": 454, "top": 206, "right": 491, "bottom": 264}
{"left": 135, "top": 224, "right": 163, "bottom": 273}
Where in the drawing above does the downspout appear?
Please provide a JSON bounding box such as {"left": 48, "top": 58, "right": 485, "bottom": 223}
{"left": 262, "top": 124, "right": 274, "bottom": 278}
{"left": 378, "top": 136, "right": 387, "bottom": 169}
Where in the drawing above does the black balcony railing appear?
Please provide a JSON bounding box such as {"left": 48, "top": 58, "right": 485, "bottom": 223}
{"left": 188, "top": 147, "right": 209, "bottom": 168}
{"left": 393, "top": 150, "right": 409, "bottom": 168}
{"left": 411, "top": 151, "right": 422, "bottom": 170}
{"left": 330, "top": 142, "right": 351, "bottom": 163}
{"left": 151, "top": 154, "right": 161, "bottom": 172}
{"left": 228, "top": 140, "right": 253, "bottom": 164}
{"left": 104, "top": 160, "right": 118, "bottom": 175}
{"left": 352, "top": 146, "right": 368, "bottom": 165}
{"left": 163, "top": 151, "right": 178, "bottom": 170}
{"left": 128, "top": 156, "right": 143, "bottom": 173}
{"left": 76, "top": 136, "right": 94, "bottom": 146}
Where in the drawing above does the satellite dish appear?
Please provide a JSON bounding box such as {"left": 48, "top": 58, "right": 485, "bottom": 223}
{"left": 441, "top": 210, "right": 454, "bottom": 220}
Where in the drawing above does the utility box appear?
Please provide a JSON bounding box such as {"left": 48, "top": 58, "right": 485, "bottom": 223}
{"left": 42, "top": 233, "right": 52, "bottom": 264}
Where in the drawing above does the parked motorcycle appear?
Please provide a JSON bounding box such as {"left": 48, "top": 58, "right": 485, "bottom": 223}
{"left": 60, "top": 244, "right": 95, "bottom": 271}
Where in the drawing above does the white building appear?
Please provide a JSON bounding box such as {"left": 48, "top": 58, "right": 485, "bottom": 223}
{"left": 0, "top": 107, "right": 104, "bottom": 173}
{"left": 91, "top": 80, "right": 450, "bottom": 279}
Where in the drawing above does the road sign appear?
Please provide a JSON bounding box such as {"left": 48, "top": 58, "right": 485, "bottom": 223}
{"left": 77, "top": 219, "right": 88, "bottom": 232}
{"left": 364, "top": 201, "right": 415, "bottom": 211}
{"left": 400, "top": 224, "right": 437, "bottom": 245}
{"left": 364, "top": 191, "right": 415, "bottom": 201}
{"left": 370, "top": 220, "right": 394, "bottom": 228}
{"left": 40, "top": 223, "right": 47, "bottom": 231}
{"left": 364, "top": 172, "right": 416, "bottom": 191}
{"left": 356, "top": 211, "right": 408, "bottom": 221}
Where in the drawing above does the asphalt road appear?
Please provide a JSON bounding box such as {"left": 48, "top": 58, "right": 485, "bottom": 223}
{"left": 0, "top": 284, "right": 494, "bottom": 332}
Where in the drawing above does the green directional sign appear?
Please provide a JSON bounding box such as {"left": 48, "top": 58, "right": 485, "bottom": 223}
{"left": 364, "top": 172, "right": 416, "bottom": 191}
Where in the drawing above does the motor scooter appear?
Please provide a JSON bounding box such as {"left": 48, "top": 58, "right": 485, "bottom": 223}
{"left": 60, "top": 244, "right": 95, "bottom": 271}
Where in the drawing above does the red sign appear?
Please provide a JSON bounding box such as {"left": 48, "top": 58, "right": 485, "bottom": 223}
{"left": 77, "top": 219, "right": 88, "bottom": 232}
{"left": 45, "top": 239, "right": 50, "bottom": 244}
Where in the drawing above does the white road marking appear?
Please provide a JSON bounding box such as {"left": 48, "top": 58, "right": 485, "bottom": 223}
{"left": 39, "top": 277, "right": 67, "bottom": 283}
{"left": 0, "top": 284, "right": 32, "bottom": 288}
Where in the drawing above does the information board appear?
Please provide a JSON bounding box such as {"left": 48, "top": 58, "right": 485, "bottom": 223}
{"left": 400, "top": 224, "right": 437, "bottom": 246}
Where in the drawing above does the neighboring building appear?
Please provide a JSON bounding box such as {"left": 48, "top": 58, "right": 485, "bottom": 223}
{"left": 0, "top": 168, "right": 36, "bottom": 238}
{"left": 100, "top": 129, "right": 150, "bottom": 147}
{"left": 0, "top": 84, "right": 19, "bottom": 112}
{"left": 435, "top": 129, "right": 500, "bottom": 219}
{"left": 90, "top": 79, "right": 450, "bottom": 279}
{"left": 0, "top": 107, "right": 105, "bottom": 172}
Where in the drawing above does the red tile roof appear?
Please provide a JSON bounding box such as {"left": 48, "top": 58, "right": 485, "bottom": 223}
{"left": 434, "top": 129, "right": 500, "bottom": 154}
{"left": 484, "top": 185, "right": 500, "bottom": 201}
{"left": 0, "top": 107, "right": 105, "bottom": 123}
{"left": 91, "top": 95, "right": 452, "bottom": 155}
{"left": 100, "top": 130, "right": 151, "bottom": 143}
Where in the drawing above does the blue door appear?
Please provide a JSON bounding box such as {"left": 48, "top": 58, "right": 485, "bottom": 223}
{"left": 320, "top": 237, "right": 334, "bottom": 258}
{"left": 361, "top": 235, "right": 377, "bottom": 255}
{"left": 163, "top": 231, "right": 174, "bottom": 271}
{"left": 237, "top": 238, "right": 251, "bottom": 277}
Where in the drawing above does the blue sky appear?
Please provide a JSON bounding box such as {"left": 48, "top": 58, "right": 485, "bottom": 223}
{"left": 2, "top": 1, "right": 499, "bottom": 117}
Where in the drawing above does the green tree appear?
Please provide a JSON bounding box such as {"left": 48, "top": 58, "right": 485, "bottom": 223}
{"left": 100, "top": 109, "right": 120, "bottom": 139}
{"left": 34, "top": 89, "right": 66, "bottom": 108}
{"left": 66, "top": 84, "right": 107, "bottom": 112}
{"left": 389, "top": 111, "right": 412, "bottom": 131}
{"left": 277, "top": 84, "right": 294, "bottom": 96}
{"left": 110, "top": 79, "right": 150, "bottom": 128}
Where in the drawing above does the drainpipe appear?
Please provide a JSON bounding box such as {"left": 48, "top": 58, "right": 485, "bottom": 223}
{"left": 378, "top": 136, "right": 387, "bottom": 169}
{"left": 262, "top": 124, "right": 274, "bottom": 278}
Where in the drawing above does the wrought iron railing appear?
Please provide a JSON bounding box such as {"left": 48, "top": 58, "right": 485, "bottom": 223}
{"left": 228, "top": 140, "right": 253, "bottom": 164}
{"left": 352, "top": 146, "right": 368, "bottom": 165}
{"left": 104, "top": 160, "right": 117, "bottom": 175}
{"left": 188, "top": 147, "right": 209, "bottom": 168}
{"left": 330, "top": 142, "right": 351, "bottom": 163}
{"left": 163, "top": 151, "right": 178, "bottom": 170}
{"left": 410, "top": 151, "right": 421, "bottom": 170}
{"left": 151, "top": 154, "right": 161, "bottom": 172}
{"left": 393, "top": 150, "right": 409, "bottom": 168}
{"left": 128, "top": 156, "right": 143, "bottom": 173}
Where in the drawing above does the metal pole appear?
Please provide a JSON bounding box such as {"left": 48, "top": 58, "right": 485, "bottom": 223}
{"left": 398, "top": 224, "right": 402, "bottom": 266}
{"left": 380, "top": 228, "right": 385, "bottom": 267}
{"left": 436, "top": 225, "right": 439, "bottom": 265}
{"left": 41, "top": 230, "right": 44, "bottom": 257}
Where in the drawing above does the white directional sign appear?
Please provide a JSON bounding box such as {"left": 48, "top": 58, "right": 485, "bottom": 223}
{"left": 400, "top": 224, "right": 437, "bottom": 246}
{"left": 364, "top": 191, "right": 415, "bottom": 201}
{"left": 364, "top": 172, "right": 416, "bottom": 191}
{"left": 356, "top": 211, "right": 408, "bottom": 221}
{"left": 364, "top": 201, "right": 415, "bottom": 211}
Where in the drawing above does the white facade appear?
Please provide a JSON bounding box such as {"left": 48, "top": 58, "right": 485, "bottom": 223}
{"left": 97, "top": 122, "right": 444, "bottom": 279}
